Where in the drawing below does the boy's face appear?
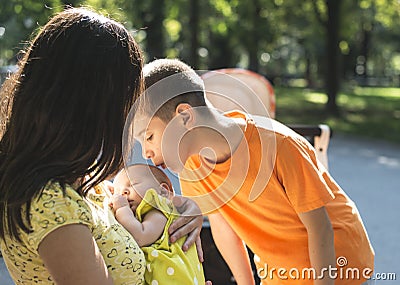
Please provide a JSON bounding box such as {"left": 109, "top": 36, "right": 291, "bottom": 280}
{"left": 135, "top": 115, "right": 167, "bottom": 168}
{"left": 134, "top": 114, "right": 188, "bottom": 173}
{"left": 113, "top": 167, "right": 163, "bottom": 212}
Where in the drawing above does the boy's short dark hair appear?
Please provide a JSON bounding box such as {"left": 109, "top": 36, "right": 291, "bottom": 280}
{"left": 140, "top": 59, "right": 207, "bottom": 122}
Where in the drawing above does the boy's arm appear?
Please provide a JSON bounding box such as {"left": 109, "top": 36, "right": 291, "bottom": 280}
{"left": 298, "top": 206, "right": 335, "bottom": 285}
{"left": 115, "top": 206, "right": 167, "bottom": 247}
{"left": 169, "top": 196, "right": 203, "bottom": 252}
{"left": 208, "top": 212, "right": 255, "bottom": 285}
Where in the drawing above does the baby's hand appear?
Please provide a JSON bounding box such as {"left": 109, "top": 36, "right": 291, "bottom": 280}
{"left": 111, "top": 194, "right": 129, "bottom": 210}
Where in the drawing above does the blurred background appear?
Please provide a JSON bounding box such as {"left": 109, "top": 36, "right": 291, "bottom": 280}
{"left": 0, "top": 0, "right": 399, "bottom": 144}
{"left": 0, "top": 1, "right": 399, "bottom": 284}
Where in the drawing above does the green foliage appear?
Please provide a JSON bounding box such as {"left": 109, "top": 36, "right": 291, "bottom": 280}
{"left": 1, "top": 0, "right": 399, "bottom": 133}
{"left": 0, "top": 0, "right": 64, "bottom": 64}
{"left": 275, "top": 86, "right": 400, "bottom": 144}
{"left": 2, "top": 0, "right": 399, "bottom": 76}
{"left": 83, "top": 0, "right": 126, "bottom": 22}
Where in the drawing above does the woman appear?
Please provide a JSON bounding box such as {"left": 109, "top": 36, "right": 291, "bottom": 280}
{"left": 0, "top": 8, "right": 204, "bottom": 285}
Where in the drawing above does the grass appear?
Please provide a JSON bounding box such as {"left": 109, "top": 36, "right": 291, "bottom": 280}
{"left": 274, "top": 86, "right": 400, "bottom": 145}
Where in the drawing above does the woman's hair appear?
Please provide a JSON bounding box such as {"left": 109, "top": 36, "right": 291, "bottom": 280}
{"left": 0, "top": 7, "right": 143, "bottom": 241}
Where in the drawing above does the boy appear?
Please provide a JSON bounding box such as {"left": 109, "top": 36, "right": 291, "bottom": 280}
{"left": 132, "top": 58, "right": 374, "bottom": 285}
{"left": 111, "top": 164, "right": 205, "bottom": 285}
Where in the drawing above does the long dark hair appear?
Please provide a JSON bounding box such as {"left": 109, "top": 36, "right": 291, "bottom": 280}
{"left": 0, "top": 7, "right": 143, "bottom": 241}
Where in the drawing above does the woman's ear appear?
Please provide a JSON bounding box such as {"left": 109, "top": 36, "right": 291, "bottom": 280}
{"left": 175, "top": 103, "right": 195, "bottom": 128}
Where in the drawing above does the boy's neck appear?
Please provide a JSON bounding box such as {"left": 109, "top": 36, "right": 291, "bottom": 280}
{"left": 190, "top": 112, "right": 246, "bottom": 164}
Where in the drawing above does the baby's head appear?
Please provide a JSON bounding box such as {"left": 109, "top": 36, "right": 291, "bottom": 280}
{"left": 113, "top": 164, "right": 173, "bottom": 211}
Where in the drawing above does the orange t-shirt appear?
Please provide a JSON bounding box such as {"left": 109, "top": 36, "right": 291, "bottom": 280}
{"left": 180, "top": 111, "right": 374, "bottom": 285}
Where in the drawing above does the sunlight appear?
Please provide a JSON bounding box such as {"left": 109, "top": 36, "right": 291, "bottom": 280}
{"left": 353, "top": 87, "right": 400, "bottom": 98}
{"left": 304, "top": 92, "right": 327, "bottom": 104}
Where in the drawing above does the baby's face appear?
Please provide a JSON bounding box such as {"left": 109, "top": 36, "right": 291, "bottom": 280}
{"left": 113, "top": 168, "right": 163, "bottom": 212}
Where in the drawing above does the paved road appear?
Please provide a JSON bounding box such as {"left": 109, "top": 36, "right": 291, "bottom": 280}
{"left": 327, "top": 133, "right": 400, "bottom": 285}
{"left": 1, "top": 133, "right": 399, "bottom": 284}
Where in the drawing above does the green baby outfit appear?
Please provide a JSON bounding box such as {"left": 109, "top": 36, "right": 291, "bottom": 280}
{"left": 136, "top": 189, "right": 205, "bottom": 285}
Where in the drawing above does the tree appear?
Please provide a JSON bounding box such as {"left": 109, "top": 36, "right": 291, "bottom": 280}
{"left": 236, "top": 0, "right": 268, "bottom": 72}
{"left": 0, "top": 0, "right": 64, "bottom": 65}
{"left": 143, "top": 0, "right": 165, "bottom": 61}
{"left": 360, "top": 0, "right": 400, "bottom": 85}
{"left": 2, "top": 0, "right": 399, "bottom": 90}
{"left": 188, "top": 0, "right": 200, "bottom": 67}
{"left": 205, "top": 0, "right": 238, "bottom": 69}
{"left": 338, "top": 0, "right": 400, "bottom": 86}
{"left": 312, "top": 0, "right": 343, "bottom": 114}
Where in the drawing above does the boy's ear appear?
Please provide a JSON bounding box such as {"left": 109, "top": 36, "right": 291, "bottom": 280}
{"left": 175, "top": 103, "right": 195, "bottom": 128}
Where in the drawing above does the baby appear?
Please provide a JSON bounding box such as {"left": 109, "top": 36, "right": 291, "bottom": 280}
{"left": 111, "top": 164, "right": 205, "bottom": 285}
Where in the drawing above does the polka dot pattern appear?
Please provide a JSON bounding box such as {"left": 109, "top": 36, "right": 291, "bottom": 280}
{"left": 151, "top": 250, "right": 159, "bottom": 257}
{"left": 167, "top": 267, "right": 174, "bottom": 275}
{"left": 138, "top": 189, "right": 205, "bottom": 285}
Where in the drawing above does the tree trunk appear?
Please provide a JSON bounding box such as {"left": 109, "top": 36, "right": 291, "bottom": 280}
{"left": 144, "top": 0, "right": 165, "bottom": 61}
{"left": 305, "top": 51, "right": 314, "bottom": 88}
{"left": 208, "top": 34, "right": 232, "bottom": 69}
{"left": 189, "top": 0, "right": 200, "bottom": 68}
{"left": 248, "top": 0, "right": 261, "bottom": 72}
{"left": 325, "top": 0, "right": 342, "bottom": 114}
{"left": 359, "top": 18, "right": 373, "bottom": 86}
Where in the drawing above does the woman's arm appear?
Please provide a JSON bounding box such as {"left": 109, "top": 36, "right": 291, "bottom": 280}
{"left": 298, "top": 206, "right": 335, "bottom": 285}
{"left": 208, "top": 212, "right": 255, "bottom": 285}
{"left": 38, "top": 224, "right": 113, "bottom": 285}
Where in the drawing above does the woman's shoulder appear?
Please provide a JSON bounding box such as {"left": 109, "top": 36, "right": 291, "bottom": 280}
{"left": 17, "top": 181, "right": 93, "bottom": 252}
{"left": 39, "top": 180, "right": 78, "bottom": 196}
{"left": 31, "top": 181, "right": 87, "bottom": 211}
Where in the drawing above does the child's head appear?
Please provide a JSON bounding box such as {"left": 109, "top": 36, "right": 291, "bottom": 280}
{"left": 113, "top": 164, "right": 173, "bottom": 211}
{"left": 138, "top": 58, "right": 207, "bottom": 123}
{"left": 133, "top": 59, "right": 213, "bottom": 171}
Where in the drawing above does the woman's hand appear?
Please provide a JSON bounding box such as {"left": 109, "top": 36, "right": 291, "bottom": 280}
{"left": 169, "top": 196, "right": 204, "bottom": 261}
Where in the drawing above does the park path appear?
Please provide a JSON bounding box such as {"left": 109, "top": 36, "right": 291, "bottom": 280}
{"left": 327, "top": 133, "right": 400, "bottom": 284}
{"left": 1, "top": 133, "right": 399, "bottom": 284}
